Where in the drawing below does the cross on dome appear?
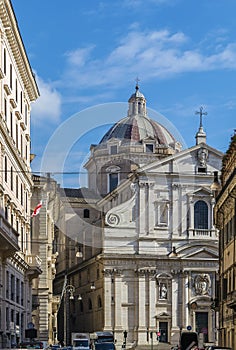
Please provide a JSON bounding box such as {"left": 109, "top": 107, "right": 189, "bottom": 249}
{"left": 195, "top": 106, "right": 207, "bottom": 129}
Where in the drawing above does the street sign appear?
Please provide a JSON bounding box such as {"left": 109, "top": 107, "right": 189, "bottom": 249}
{"left": 187, "top": 325, "right": 192, "bottom": 331}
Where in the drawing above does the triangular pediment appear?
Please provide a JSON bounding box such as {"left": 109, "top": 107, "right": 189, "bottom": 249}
{"left": 189, "top": 187, "right": 213, "bottom": 197}
{"left": 107, "top": 137, "right": 121, "bottom": 144}
{"left": 180, "top": 246, "right": 218, "bottom": 260}
{"left": 139, "top": 142, "right": 223, "bottom": 173}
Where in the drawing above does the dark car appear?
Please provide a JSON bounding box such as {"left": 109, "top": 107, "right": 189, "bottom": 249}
{"left": 94, "top": 343, "right": 115, "bottom": 350}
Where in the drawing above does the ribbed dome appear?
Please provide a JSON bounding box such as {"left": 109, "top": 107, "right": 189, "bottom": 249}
{"left": 99, "top": 84, "right": 176, "bottom": 146}
{"left": 99, "top": 114, "right": 176, "bottom": 145}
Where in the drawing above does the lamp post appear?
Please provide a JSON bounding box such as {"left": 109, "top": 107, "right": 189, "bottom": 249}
{"left": 64, "top": 284, "right": 75, "bottom": 346}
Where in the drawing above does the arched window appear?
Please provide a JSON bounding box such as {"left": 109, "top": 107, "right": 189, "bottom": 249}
{"left": 194, "top": 200, "right": 208, "bottom": 229}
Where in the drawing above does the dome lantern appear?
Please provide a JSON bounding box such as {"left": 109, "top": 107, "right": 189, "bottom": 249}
{"left": 128, "top": 83, "right": 146, "bottom": 117}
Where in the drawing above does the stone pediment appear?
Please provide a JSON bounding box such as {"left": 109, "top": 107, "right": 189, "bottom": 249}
{"left": 143, "top": 136, "right": 156, "bottom": 142}
{"left": 191, "top": 187, "right": 212, "bottom": 196}
{"left": 139, "top": 142, "right": 223, "bottom": 173}
{"left": 182, "top": 247, "right": 218, "bottom": 260}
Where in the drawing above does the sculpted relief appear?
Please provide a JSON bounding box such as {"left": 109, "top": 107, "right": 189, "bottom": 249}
{"left": 194, "top": 274, "right": 211, "bottom": 295}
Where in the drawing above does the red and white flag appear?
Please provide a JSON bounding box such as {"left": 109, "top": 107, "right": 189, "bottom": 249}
{"left": 31, "top": 201, "right": 42, "bottom": 217}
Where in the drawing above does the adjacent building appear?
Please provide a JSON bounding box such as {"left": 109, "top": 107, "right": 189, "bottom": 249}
{"left": 31, "top": 175, "right": 62, "bottom": 345}
{"left": 214, "top": 132, "right": 236, "bottom": 349}
{"left": 0, "top": 0, "right": 40, "bottom": 347}
{"left": 55, "top": 85, "right": 223, "bottom": 348}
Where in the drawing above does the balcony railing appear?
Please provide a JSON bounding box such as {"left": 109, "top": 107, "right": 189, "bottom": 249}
{"left": 26, "top": 254, "right": 42, "bottom": 280}
{"left": 188, "top": 228, "right": 218, "bottom": 239}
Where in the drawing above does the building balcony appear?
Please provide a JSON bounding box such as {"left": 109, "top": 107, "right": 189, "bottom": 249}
{"left": 226, "top": 291, "right": 236, "bottom": 311}
{"left": 0, "top": 213, "right": 19, "bottom": 258}
{"left": 26, "top": 254, "right": 42, "bottom": 280}
{"left": 188, "top": 228, "right": 218, "bottom": 240}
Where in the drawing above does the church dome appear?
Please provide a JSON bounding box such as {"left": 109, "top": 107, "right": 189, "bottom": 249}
{"left": 99, "top": 84, "right": 176, "bottom": 146}
{"left": 100, "top": 113, "right": 176, "bottom": 145}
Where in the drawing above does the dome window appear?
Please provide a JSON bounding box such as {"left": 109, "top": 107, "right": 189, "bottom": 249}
{"left": 84, "top": 209, "right": 90, "bottom": 218}
{"left": 109, "top": 173, "right": 119, "bottom": 192}
{"left": 110, "top": 145, "right": 118, "bottom": 155}
{"left": 145, "top": 144, "right": 154, "bottom": 153}
{"left": 106, "top": 166, "right": 120, "bottom": 193}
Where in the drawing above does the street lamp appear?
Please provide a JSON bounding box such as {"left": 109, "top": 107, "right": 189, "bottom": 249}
{"left": 64, "top": 284, "right": 75, "bottom": 346}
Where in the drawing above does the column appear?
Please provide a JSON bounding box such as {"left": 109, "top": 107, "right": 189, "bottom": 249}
{"left": 145, "top": 184, "right": 149, "bottom": 234}
{"left": 137, "top": 271, "right": 147, "bottom": 344}
{"left": 184, "top": 272, "right": 190, "bottom": 328}
{"left": 149, "top": 276, "right": 156, "bottom": 329}
{"left": 139, "top": 183, "right": 146, "bottom": 235}
{"left": 171, "top": 275, "right": 179, "bottom": 328}
{"left": 114, "top": 272, "right": 123, "bottom": 331}
{"left": 104, "top": 271, "right": 113, "bottom": 331}
{"left": 149, "top": 183, "right": 155, "bottom": 232}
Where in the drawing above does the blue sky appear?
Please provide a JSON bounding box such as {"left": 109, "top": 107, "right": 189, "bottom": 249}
{"left": 11, "top": 0, "right": 236, "bottom": 187}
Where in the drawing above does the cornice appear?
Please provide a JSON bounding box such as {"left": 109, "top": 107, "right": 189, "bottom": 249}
{"left": 0, "top": 0, "right": 39, "bottom": 101}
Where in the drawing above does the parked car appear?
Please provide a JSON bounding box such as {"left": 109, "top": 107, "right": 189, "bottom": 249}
{"left": 94, "top": 342, "right": 115, "bottom": 350}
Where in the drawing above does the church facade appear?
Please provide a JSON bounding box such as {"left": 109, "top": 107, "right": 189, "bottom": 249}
{"left": 55, "top": 85, "right": 223, "bottom": 348}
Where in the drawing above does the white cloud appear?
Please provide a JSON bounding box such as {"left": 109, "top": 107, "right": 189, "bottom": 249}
{"left": 31, "top": 74, "right": 62, "bottom": 125}
{"left": 65, "top": 46, "right": 95, "bottom": 67}
{"left": 61, "top": 28, "right": 236, "bottom": 91}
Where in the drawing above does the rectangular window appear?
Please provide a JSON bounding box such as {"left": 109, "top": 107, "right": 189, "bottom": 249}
{"left": 16, "top": 278, "right": 20, "bottom": 304}
{"left": 155, "top": 202, "right": 169, "bottom": 226}
{"left": 4, "top": 48, "right": 6, "bottom": 75}
{"left": 16, "top": 123, "right": 18, "bottom": 148}
{"left": 6, "top": 307, "right": 9, "bottom": 330}
{"left": 110, "top": 145, "right": 118, "bottom": 155}
{"left": 109, "top": 173, "right": 118, "bottom": 192}
{"left": 10, "top": 64, "right": 12, "bottom": 89}
{"left": 10, "top": 111, "right": 13, "bottom": 137}
{"left": 16, "top": 175, "right": 18, "bottom": 198}
{"left": 21, "top": 134, "right": 23, "bottom": 157}
{"left": 222, "top": 278, "right": 227, "bottom": 300}
{"left": 21, "top": 281, "right": 24, "bottom": 306}
{"left": 146, "top": 144, "right": 154, "bottom": 153}
{"left": 197, "top": 167, "right": 207, "bottom": 173}
{"left": 4, "top": 98, "right": 7, "bottom": 121}
{"left": 11, "top": 274, "right": 15, "bottom": 301}
{"left": 15, "top": 79, "right": 18, "bottom": 102}
{"left": 20, "top": 91, "right": 23, "bottom": 114}
{"left": 25, "top": 104, "right": 28, "bottom": 125}
{"left": 6, "top": 271, "right": 9, "bottom": 299}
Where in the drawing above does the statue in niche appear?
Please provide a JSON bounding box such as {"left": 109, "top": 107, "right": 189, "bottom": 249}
{"left": 159, "top": 283, "right": 168, "bottom": 299}
{"left": 197, "top": 148, "right": 208, "bottom": 167}
{"left": 194, "top": 274, "right": 211, "bottom": 295}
